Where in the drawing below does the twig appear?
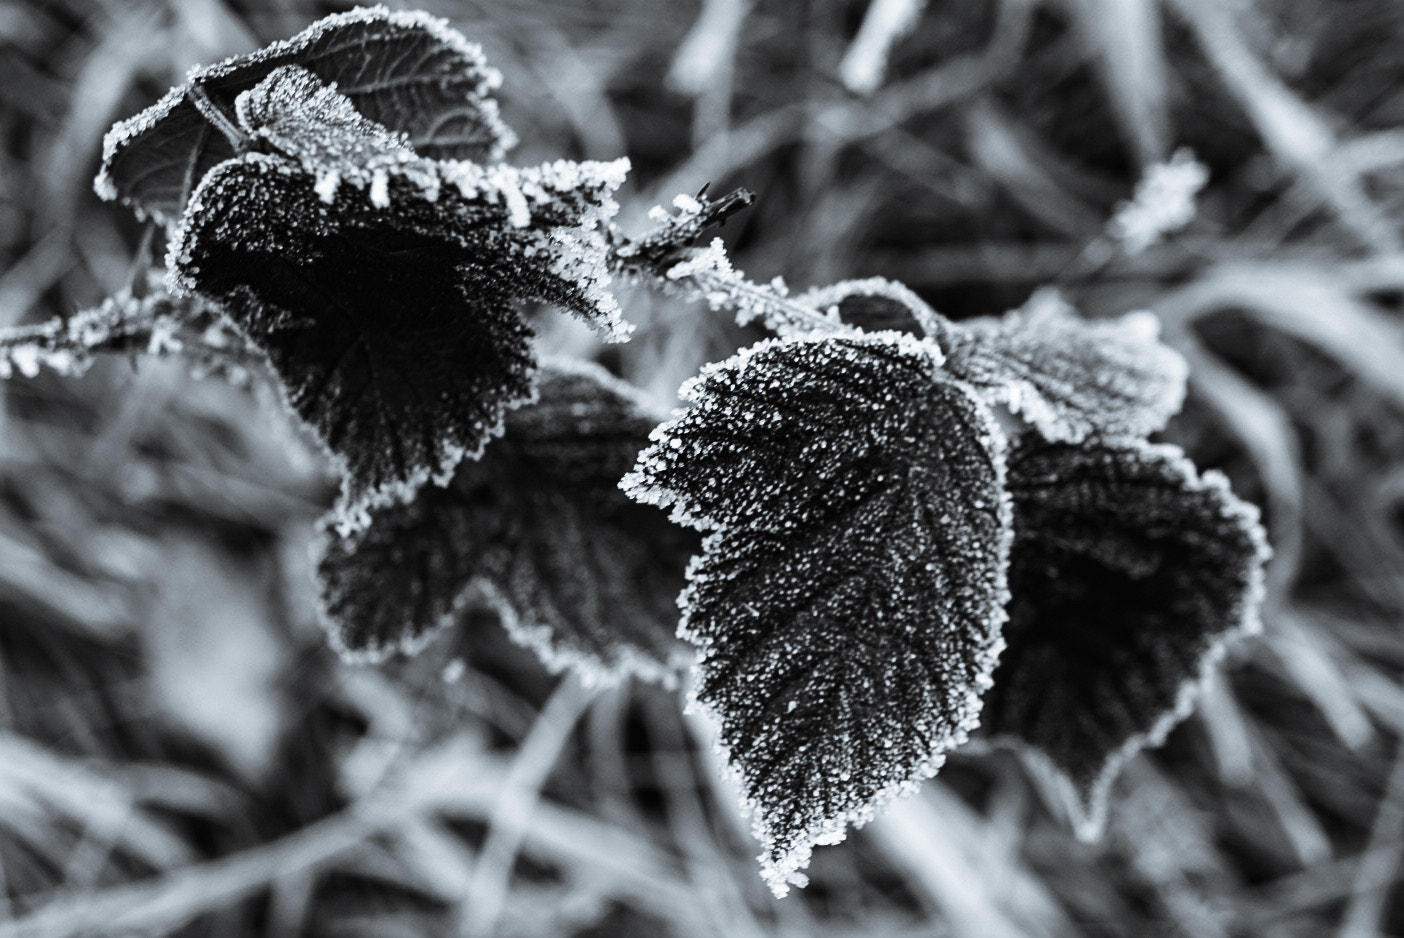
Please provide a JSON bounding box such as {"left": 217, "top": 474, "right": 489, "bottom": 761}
{"left": 610, "top": 188, "right": 840, "bottom": 334}
{"left": 609, "top": 186, "right": 756, "bottom": 277}
{"left": 0, "top": 281, "right": 262, "bottom": 381}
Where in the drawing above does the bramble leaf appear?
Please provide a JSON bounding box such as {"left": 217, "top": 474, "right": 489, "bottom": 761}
{"left": 980, "top": 437, "right": 1269, "bottom": 834}
{"left": 316, "top": 361, "right": 698, "bottom": 684}
{"left": 797, "top": 277, "right": 942, "bottom": 336}
{"left": 929, "top": 293, "right": 1189, "bottom": 444}
{"left": 96, "top": 6, "right": 514, "bottom": 222}
{"left": 235, "top": 64, "right": 424, "bottom": 194}
{"left": 168, "top": 148, "right": 628, "bottom": 530}
{"left": 623, "top": 332, "right": 1011, "bottom": 895}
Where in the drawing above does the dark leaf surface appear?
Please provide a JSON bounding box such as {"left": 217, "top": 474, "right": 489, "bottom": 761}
{"left": 169, "top": 151, "right": 627, "bottom": 528}
{"left": 982, "top": 437, "right": 1269, "bottom": 833}
{"left": 797, "top": 277, "right": 942, "bottom": 336}
{"left": 624, "top": 332, "right": 1011, "bottom": 894}
{"left": 317, "top": 361, "right": 698, "bottom": 683}
{"left": 931, "top": 293, "right": 1189, "bottom": 444}
{"left": 96, "top": 6, "right": 513, "bottom": 222}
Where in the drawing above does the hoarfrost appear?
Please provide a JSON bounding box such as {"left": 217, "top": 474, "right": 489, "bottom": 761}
{"left": 930, "top": 290, "right": 1188, "bottom": 444}
{"left": 672, "top": 192, "right": 704, "bottom": 214}
{"left": 796, "top": 276, "right": 942, "bottom": 337}
{"left": 317, "top": 360, "right": 698, "bottom": 685}
{"left": 369, "top": 169, "right": 390, "bottom": 208}
{"left": 981, "top": 436, "right": 1270, "bottom": 835}
{"left": 314, "top": 169, "right": 340, "bottom": 203}
{"left": 166, "top": 144, "right": 628, "bottom": 529}
{"left": 661, "top": 237, "right": 837, "bottom": 336}
{"left": 622, "top": 331, "right": 1012, "bottom": 893}
{"left": 0, "top": 286, "right": 225, "bottom": 381}
{"left": 1108, "top": 148, "right": 1208, "bottom": 255}
{"left": 95, "top": 5, "right": 514, "bottom": 222}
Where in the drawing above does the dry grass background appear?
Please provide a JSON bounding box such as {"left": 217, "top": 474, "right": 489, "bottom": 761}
{"left": 2, "top": 0, "right": 1404, "bottom": 935}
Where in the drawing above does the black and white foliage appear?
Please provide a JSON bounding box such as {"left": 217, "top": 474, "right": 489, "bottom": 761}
{"left": 797, "top": 276, "right": 944, "bottom": 336}
{"left": 95, "top": 5, "right": 513, "bottom": 223}
{"left": 624, "top": 332, "right": 1012, "bottom": 894}
{"left": 5, "top": 4, "right": 1272, "bottom": 900}
{"left": 618, "top": 269, "right": 1265, "bottom": 888}
{"left": 804, "top": 282, "right": 1189, "bottom": 446}
{"left": 234, "top": 64, "right": 424, "bottom": 191}
{"left": 981, "top": 437, "right": 1269, "bottom": 834}
{"left": 317, "top": 360, "right": 698, "bottom": 683}
{"left": 166, "top": 61, "right": 628, "bottom": 530}
{"left": 928, "top": 293, "right": 1190, "bottom": 445}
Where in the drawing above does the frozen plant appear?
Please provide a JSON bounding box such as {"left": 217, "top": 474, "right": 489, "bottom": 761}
{"left": 1, "top": 6, "right": 1269, "bottom": 898}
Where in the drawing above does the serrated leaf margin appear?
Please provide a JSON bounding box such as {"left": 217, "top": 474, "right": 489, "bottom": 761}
{"left": 313, "top": 356, "right": 695, "bottom": 687}
{"left": 622, "top": 329, "right": 1013, "bottom": 895}
{"left": 991, "top": 443, "right": 1270, "bottom": 838}
{"left": 94, "top": 5, "right": 515, "bottom": 224}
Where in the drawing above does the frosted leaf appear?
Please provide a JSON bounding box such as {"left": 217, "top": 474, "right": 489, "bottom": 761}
{"left": 931, "top": 293, "right": 1189, "bottom": 444}
{"left": 316, "top": 361, "right": 698, "bottom": 684}
{"left": 95, "top": 6, "right": 513, "bottom": 222}
{"left": 981, "top": 437, "right": 1269, "bottom": 835}
{"left": 234, "top": 65, "right": 428, "bottom": 199}
{"left": 796, "top": 277, "right": 941, "bottom": 336}
{"left": 623, "top": 332, "right": 1011, "bottom": 895}
{"left": 169, "top": 151, "right": 627, "bottom": 530}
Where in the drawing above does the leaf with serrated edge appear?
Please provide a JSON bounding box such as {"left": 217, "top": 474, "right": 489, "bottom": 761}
{"left": 623, "top": 331, "right": 1012, "bottom": 895}
{"left": 95, "top": 5, "right": 514, "bottom": 222}
{"left": 796, "top": 277, "right": 942, "bottom": 337}
{"left": 316, "top": 360, "right": 698, "bottom": 685}
{"left": 168, "top": 150, "right": 628, "bottom": 530}
{"left": 235, "top": 65, "right": 427, "bottom": 196}
{"left": 930, "top": 292, "right": 1189, "bottom": 444}
{"left": 980, "top": 437, "right": 1269, "bottom": 835}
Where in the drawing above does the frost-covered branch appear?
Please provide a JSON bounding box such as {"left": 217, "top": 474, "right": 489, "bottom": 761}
{"left": 0, "top": 281, "right": 259, "bottom": 382}
{"left": 609, "top": 188, "right": 839, "bottom": 334}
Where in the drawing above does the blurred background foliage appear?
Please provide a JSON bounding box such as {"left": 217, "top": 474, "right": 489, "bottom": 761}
{"left": 2, "top": 0, "right": 1404, "bottom": 934}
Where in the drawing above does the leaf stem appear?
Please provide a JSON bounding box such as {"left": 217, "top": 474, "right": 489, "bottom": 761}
{"left": 608, "top": 187, "right": 842, "bottom": 335}
{"left": 187, "top": 83, "right": 253, "bottom": 153}
{"left": 0, "top": 283, "right": 262, "bottom": 381}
